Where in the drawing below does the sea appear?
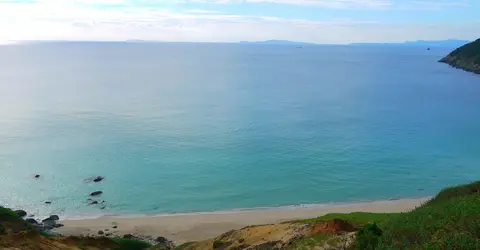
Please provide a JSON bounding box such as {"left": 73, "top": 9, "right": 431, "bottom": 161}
{"left": 0, "top": 42, "right": 479, "bottom": 219}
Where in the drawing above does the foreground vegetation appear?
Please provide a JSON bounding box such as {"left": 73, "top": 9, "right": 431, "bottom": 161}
{"left": 294, "top": 181, "right": 480, "bottom": 249}
{"left": 377, "top": 181, "right": 480, "bottom": 249}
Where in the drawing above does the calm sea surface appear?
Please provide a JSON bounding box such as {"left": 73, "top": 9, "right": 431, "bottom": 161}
{"left": 0, "top": 43, "right": 479, "bottom": 219}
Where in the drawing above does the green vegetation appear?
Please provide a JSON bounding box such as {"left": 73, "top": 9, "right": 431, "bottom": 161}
{"left": 289, "top": 181, "right": 480, "bottom": 249}
{"left": 175, "top": 242, "right": 194, "bottom": 250}
{"left": 377, "top": 181, "right": 480, "bottom": 249}
{"left": 0, "top": 206, "right": 20, "bottom": 221}
{"left": 287, "top": 233, "right": 330, "bottom": 250}
{"left": 440, "top": 38, "right": 480, "bottom": 74}
{"left": 0, "top": 206, "right": 36, "bottom": 233}
{"left": 112, "top": 238, "right": 152, "bottom": 250}
{"left": 293, "top": 212, "right": 398, "bottom": 228}
{"left": 355, "top": 223, "right": 383, "bottom": 249}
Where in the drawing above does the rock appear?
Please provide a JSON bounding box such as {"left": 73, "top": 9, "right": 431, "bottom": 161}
{"left": 34, "top": 174, "right": 40, "bottom": 178}
{"left": 43, "top": 220, "right": 56, "bottom": 228}
{"left": 98, "top": 230, "right": 104, "bottom": 235}
{"left": 45, "top": 201, "right": 52, "bottom": 204}
{"left": 42, "top": 215, "right": 59, "bottom": 221}
{"left": 310, "top": 219, "right": 356, "bottom": 235}
{"left": 53, "top": 223, "right": 64, "bottom": 228}
{"left": 88, "top": 200, "right": 99, "bottom": 205}
{"left": 123, "top": 234, "right": 134, "bottom": 239}
{"left": 43, "top": 224, "right": 55, "bottom": 230}
{"left": 93, "top": 176, "right": 104, "bottom": 182}
{"left": 25, "top": 218, "right": 39, "bottom": 225}
{"left": 90, "top": 191, "right": 103, "bottom": 196}
{"left": 28, "top": 214, "right": 35, "bottom": 218}
{"left": 14, "top": 210, "right": 27, "bottom": 217}
{"left": 100, "top": 206, "right": 106, "bottom": 210}
{"left": 105, "top": 229, "right": 109, "bottom": 231}
{"left": 106, "top": 233, "right": 112, "bottom": 236}
{"left": 152, "top": 237, "right": 175, "bottom": 249}
{"left": 155, "top": 237, "right": 168, "bottom": 244}
{"left": 112, "top": 226, "right": 118, "bottom": 229}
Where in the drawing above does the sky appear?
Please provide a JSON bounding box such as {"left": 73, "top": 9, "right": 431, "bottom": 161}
{"left": 0, "top": 0, "right": 479, "bottom": 44}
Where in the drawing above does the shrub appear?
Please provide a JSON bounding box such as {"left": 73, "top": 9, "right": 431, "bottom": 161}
{"left": 112, "top": 238, "right": 152, "bottom": 250}
{"left": 355, "top": 223, "right": 383, "bottom": 249}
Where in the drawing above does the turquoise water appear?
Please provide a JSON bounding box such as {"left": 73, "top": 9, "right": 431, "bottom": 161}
{"left": 0, "top": 43, "right": 479, "bottom": 219}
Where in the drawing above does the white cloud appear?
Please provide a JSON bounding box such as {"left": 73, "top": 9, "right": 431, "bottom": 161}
{"left": 0, "top": 0, "right": 477, "bottom": 44}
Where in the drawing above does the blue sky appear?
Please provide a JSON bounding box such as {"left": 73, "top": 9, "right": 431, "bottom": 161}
{"left": 0, "top": 0, "right": 478, "bottom": 44}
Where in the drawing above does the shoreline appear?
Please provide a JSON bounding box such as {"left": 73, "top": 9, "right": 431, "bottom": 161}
{"left": 61, "top": 195, "right": 432, "bottom": 221}
{"left": 55, "top": 197, "right": 429, "bottom": 244}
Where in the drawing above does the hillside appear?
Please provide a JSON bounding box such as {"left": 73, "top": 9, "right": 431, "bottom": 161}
{"left": 179, "top": 181, "right": 480, "bottom": 249}
{"left": 439, "top": 38, "right": 480, "bottom": 74}
{"left": 2, "top": 181, "right": 479, "bottom": 249}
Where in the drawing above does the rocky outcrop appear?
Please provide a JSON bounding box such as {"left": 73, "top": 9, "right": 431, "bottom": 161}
{"left": 1, "top": 206, "right": 159, "bottom": 250}
{"left": 310, "top": 219, "right": 356, "bottom": 235}
{"left": 439, "top": 38, "right": 480, "bottom": 74}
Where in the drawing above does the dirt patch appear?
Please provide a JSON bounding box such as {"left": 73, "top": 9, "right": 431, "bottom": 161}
{"left": 310, "top": 219, "right": 356, "bottom": 235}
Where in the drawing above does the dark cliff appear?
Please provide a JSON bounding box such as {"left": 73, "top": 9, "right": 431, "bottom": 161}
{"left": 439, "top": 38, "right": 480, "bottom": 74}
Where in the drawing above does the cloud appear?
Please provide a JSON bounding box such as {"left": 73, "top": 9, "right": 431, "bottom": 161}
{"left": 186, "top": 9, "right": 221, "bottom": 14}
{"left": 0, "top": 0, "right": 477, "bottom": 44}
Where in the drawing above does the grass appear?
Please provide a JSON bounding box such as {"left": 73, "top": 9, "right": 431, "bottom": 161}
{"left": 112, "top": 238, "right": 152, "bottom": 250}
{"left": 0, "top": 207, "right": 20, "bottom": 221}
{"left": 0, "top": 206, "right": 37, "bottom": 234}
{"left": 289, "top": 181, "right": 480, "bottom": 249}
{"left": 376, "top": 181, "right": 480, "bottom": 249}
{"left": 287, "top": 234, "right": 330, "bottom": 250}
{"left": 175, "top": 242, "right": 194, "bottom": 250}
{"left": 293, "top": 212, "right": 398, "bottom": 228}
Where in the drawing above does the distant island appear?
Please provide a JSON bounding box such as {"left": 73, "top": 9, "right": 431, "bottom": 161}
{"left": 439, "top": 38, "right": 480, "bottom": 74}
{"left": 237, "top": 39, "right": 471, "bottom": 48}
{"left": 350, "top": 39, "right": 470, "bottom": 48}
{"left": 238, "top": 40, "right": 315, "bottom": 45}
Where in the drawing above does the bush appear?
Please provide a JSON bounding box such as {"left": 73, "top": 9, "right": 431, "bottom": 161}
{"left": 112, "top": 238, "right": 152, "bottom": 250}
{"left": 355, "top": 223, "right": 383, "bottom": 249}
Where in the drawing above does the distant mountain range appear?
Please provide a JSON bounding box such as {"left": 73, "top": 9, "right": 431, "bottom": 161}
{"left": 238, "top": 39, "right": 471, "bottom": 48}
{"left": 238, "top": 40, "right": 315, "bottom": 45}
{"left": 350, "top": 39, "right": 471, "bottom": 48}
{"left": 16, "top": 39, "right": 472, "bottom": 48}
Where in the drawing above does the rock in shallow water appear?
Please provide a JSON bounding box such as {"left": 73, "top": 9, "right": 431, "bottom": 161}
{"left": 25, "top": 218, "right": 39, "bottom": 225}
{"left": 93, "top": 176, "right": 104, "bottom": 182}
{"left": 123, "top": 234, "right": 134, "bottom": 239}
{"left": 14, "top": 210, "right": 27, "bottom": 217}
{"left": 53, "top": 223, "right": 64, "bottom": 228}
{"left": 90, "top": 191, "right": 103, "bottom": 196}
{"left": 42, "top": 215, "right": 59, "bottom": 221}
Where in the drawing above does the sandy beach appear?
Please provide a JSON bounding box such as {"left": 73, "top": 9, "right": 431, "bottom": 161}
{"left": 55, "top": 198, "right": 427, "bottom": 244}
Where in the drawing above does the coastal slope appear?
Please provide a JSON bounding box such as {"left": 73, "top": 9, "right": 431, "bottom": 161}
{"left": 2, "top": 181, "right": 479, "bottom": 249}
{"left": 439, "top": 38, "right": 480, "bottom": 74}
